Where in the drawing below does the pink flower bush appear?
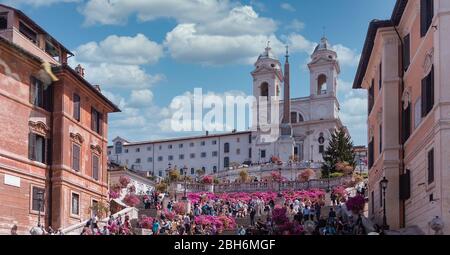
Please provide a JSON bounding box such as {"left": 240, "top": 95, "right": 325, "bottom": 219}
{"left": 119, "top": 175, "right": 131, "bottom": 188}
{"left": 123, "top": 194, "right": 140, "bottom": 207}
{"left": 173, "top": 202, "right": 186, "bottom": 215}
{"left": 201, "top": 175, "right": 213, "bottom": 184}
{"left": 128, "top": 185, "right": 136, "bottom": 193}
{"left": 332, "top": 186, "right": 348, "bottom": 202}
{"left": 346, "top": 195, "right": 365, "bottom": 213}
{"left": 272, "top": 207, "right": 289, "bottom": 225}
{"left": 163, "top": 209, "right": 176, "bottom": 220}
{"left": 139, "top": 216, "right": 154, "bottom": 229}
{"left": 109, "top": 190, "right": 120, "bottom": 199}
{"left": 194, "top": 215, "right": 236, "bottom": 232}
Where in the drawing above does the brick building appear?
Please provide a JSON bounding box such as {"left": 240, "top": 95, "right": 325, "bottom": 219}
{"left": 0, "top": 4, "right": 120, "bottom": 234}
{"left": 353, "top": 0, "right": 450, "bottom": 233}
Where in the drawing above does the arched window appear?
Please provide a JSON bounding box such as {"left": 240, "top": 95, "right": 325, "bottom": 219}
{"left": 224, "top": 143, "right": 230, "bottom": 153}
{"left": 224, "top": 157, "right": 230, "bottom": 168}
{"left": 318, "top": 74, "right": 327, "bottom": 95}
{"left": 115, "top": 142, "right": 122, "bottom": 154}
{"left": 291, "top": 112, "right": 298, "bottom": 123}
{"left": 260, "top": 82, "right": 269, "bottom": 98}
{"left": 298, "top": 114, "right": 304, "bottom": 122}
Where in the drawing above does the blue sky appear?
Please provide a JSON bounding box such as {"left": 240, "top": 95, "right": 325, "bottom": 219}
{"left": 3, "top": 0, "right": 396, "bottom": 145}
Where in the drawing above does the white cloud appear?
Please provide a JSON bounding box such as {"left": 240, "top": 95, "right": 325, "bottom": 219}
{"left": 286, "top": 19, "right": 305, "bottom": 32}
{"left": 332, "top": 44, "right": 361, "bottom": 67}
{"left": 285, "top": 33, "right": 316, "bottom": 55}
{"left": 0, "top": 0, "right": 79, "bottom": 7}
{"left": 164, "top": 23, "right": 284, "bottom": 65}
{"left": 81, "top": 0, "right": 232, "bottom": 26}
{"left": 280, "top": 3, "right": 296, "bottom": 12}
{"left": 129, "top": 89, "right": 154, "bottom": 107}
{"left": 75, "top": 34, "right": 163, "bottom": 65}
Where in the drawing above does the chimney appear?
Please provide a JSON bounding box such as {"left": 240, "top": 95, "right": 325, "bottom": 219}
{"left": 93, "top": 85, "right": 101, "bottom": 92}
{"left": 75, "top": 64, "right": 85, "bottom": 77}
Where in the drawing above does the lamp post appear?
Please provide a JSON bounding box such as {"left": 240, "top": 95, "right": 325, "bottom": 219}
{"left": 183, "top": 166, "right": 188, "bottom": 200}
{"left": 37, "top": 190, "right": 44, "bottom": 227}
{"left": 380, "top": 176, "right": 389, "bottom": 231}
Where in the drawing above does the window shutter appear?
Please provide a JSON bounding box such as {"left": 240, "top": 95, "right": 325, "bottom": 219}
{"left": 99, "top": 112, "right": 103, "bottom": 135}
{"left": 28, "top": 133, "right": 35, "bottom": 160}
{"left": 403, "top": 34, "right": 410, "bottom": 71}
{"left": 421, "top": 78, "right": 427, "bottom": 117}
{"left": 420, "top": 0, "right": 428, "bottom": 37}
{"left": 379, "top": 62, "right": 382, "bottom": 90}
{"left": 430, "top": 66, "right": 434, "bottom": 109}
{"left": 43, "top": 85, "right": 53, "bottom": 112}
{"left": 428, "top": 149, "right": 434, "bottom": 184}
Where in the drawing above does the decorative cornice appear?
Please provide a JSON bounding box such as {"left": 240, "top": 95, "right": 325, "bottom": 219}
{"left": 70, "top": 132, "right": 84, "bottom": 144}
{"left": 28, "top": 121, "right": 50, "bottom": 137}
{"left": 90, "top": 144, "right": 102, "bottom": 154}
{"left": 423, "top": 47, "right": 434, "bottom": 76}
{"left": 402, "top": 87, "right": 411, "bottom": 110}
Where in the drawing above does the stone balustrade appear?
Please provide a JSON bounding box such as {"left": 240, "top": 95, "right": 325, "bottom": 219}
{"left": 177, "top": 175, "right": 352, "bottom": 194}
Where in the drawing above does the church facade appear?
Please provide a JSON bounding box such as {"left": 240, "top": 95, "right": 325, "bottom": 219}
{"left": 108, "top": 37, "right": 346, "bottom": 178}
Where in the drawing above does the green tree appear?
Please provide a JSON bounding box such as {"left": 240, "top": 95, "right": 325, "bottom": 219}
{"left": 322, "top": 128, "right": 355, "bottom": 178}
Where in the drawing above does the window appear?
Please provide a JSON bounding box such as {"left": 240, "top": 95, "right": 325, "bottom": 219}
{"left": 402, "top": 101, "right": 411, "bottom": 143}
{"left": 224, "top": 143, "right": 230, "bottom": 153}
{"left": 249, "top": 148, "right": 252, "bottom": 158}
{"left": 201, "top": 141, "right": 206, "bottom": 146}
{"left": 371, "top": 191, "right": 374, "bottom": 214}
{"left": 421, "top": 66, "right": 434, "bottom": 117}
{"left": 319, "top": 145, "right": 325, "bottom": 154}
{"left": 261, "top": 150, "right": 266, "bottom": 158}
{"left": 212, "top": 140, "right": 217, "bottom": 145}
{"left": 201, "top": 152, "right": 206, "bottom": 158}
{"left": 147, "top": 157, "right": 153, "bottom": 162}
{"left": 147, "top": 146, "right": 152, "bottom": 151}
{"left": 71, "top": 193, "right": 80, "bottom": 215}
{"left": 213, "top": 166, "right": 217, "bottom": 173}
{"left": 168, "top": 145, "right": 173, "bottom": 149}
{"left": 428, "top": 149, "right": 434, "bottom": 184}
{"left": 379, "top": 62, "right": 382, "bottom": 90}
{"left": 291, "top": 112, "right": 298, "bottom": 123}
{"left": 236, "top": 149, "right": 240, "bottom": 155}
{"left": 115, "top": 142, "right": 122, "bottom": 154}
{"left": 45, "top": 41, "right": 60, "bottom": 61}
{"left": 0, "top": 14, "right": 7, "bottom": 30}
{"left": 190, "top": 153, "right": 195, "bottom": 159}
{"left": 191, "top": 168, "right": 195, "bottom": 175}
{"left": 91, "top": 107, "right": 102, "bottom": 135}
{"left": 91, "top": 200, "right": 98, "bottom": 217}
{"left": 403, "top": 34, "right": 411, "bottom": 71}
{"left": 368, "top": 80, "right": 374, "bottom": 115}
{"left": 190, "top": 143, "right": 194, "bottom": 147}
{"left": 368, "top": 139, "right": 374, "bottom": 169}
{"left": 379, "top": 125, "right": 383, "bottom": 154}
{"left": 136, "top": 148, "right": 140, "bottom": 153}
{"left": 168, "top": 155, "right": 173, "bottom": 161}
{"left": 136, "top": 158, "right": 141, "bottom": 164}
{"left": 158, "top": 156, "right": 163, "bottom": 162}
{"left": 237, "top": 138, "right": 240, "bottom": 143}
{"left": 30, "top": 76, "right": 44, "bottom": 108}
{"left": 420, "top": 0, "right": 434, "bottom": 37}
{"left": 298, "top": 114, "right": 304, "bottom": 122}
{"left": 318, "top": 74, "right": 327, "bottom": 95}
{"left": 28, "top": 133, "right": 46, "bottom": 164}
{"left": 158, "top": 171, "right": 162, "bottom": 177}
{"left": 19, "top": 21, "right": 37, "bottom": 44}
{"left": 72, "top": 144, "right": 80, "bottom": 172}
{"left": 414, "top": 99, "right": 422, "bottom": 128}
{"left": 73, "top": 94, "right": 80, "bottom": 121}
{"left": 32, "top": 187, "right": 45, "bottom": 212}
{"left": 248, "top": 134, "right": 252, "bottom": 144}
{"left": 125, "top": 149, "right": 129, "bottom": 153}
{"left": 92, "top": 154, "right": 99, "bottom": 180}
{"left": 212, "top": 151, "right": 218, "bottom": 157}
{"left": 260, "top": 82, "right": 269, "bottom": 98}
{"left": 179, "top": 154, "right": 184, "bottom": 160}
{"left": 224, "top": 157, "right": 230, "bottom": 168}
{"left": 108, "top": 151, "right": 111, "bottom": 155}
{"left": 179, "top": 144, "right": 183, "bottom": 148}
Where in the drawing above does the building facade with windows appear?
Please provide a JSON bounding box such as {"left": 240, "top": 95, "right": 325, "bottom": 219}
{"left": 0, "top": 4, "right": 120, "bottom": 234}
{"left": 353, "top": 0, "right": 450, "bottom": 233}
{"left": 108, "top": 37, "right": 346, "bottom": 179}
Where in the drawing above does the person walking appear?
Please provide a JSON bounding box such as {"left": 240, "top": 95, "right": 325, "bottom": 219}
{"left": 249, "top": 206, "right": 256, "bottom": 226}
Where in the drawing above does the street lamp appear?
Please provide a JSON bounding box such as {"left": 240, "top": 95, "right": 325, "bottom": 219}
{"left": 37, "top": 190, "right": 44, "bottom": 227}
{"left": 380, "top": 176, "right": 389, "bottom": 231}
{"left": 182, "top": 166, "right": 188, "bottom": 200}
